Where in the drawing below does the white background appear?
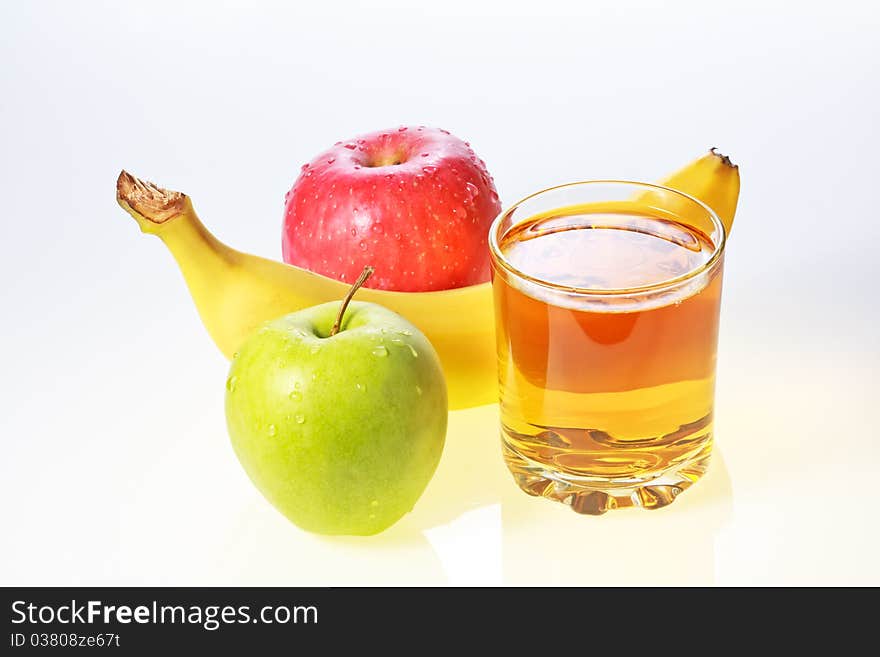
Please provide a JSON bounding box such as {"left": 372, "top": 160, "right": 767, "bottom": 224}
{"left": 1, "top": 0, "right": 878, "bottom": 585}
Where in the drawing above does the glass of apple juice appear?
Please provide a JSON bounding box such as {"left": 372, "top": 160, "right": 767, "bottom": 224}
{"left": 488, "top": 181, "right": 726, "bottom": 514}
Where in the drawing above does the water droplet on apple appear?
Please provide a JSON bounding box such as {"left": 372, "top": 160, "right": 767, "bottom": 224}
{"left": 289, "top": 390, "right": 302, "bottom": 402}
{"left": 232, "top": 351, "right": 240, "bottom": 359}
{"left": 398, "top": 126, "right": 408, "bottom": 132}
{"left": 390, "top": 337, "right": 403, "bottom": 344}
{"left": 225, "top": 376, "right": 237, "bottom": 392}
{"left": 372, "top": 345, "right": 388, "bottom": 357}
{"left": 420, "top": 152, "right": 429, "bottom": 157}
{"left": 466, "top": 182, "right": 480, "bottom": 198}
{"left": 422, "top": 166, "right": 437, "bottom": 174}
{"left": 355, "top": 382, "right": 366, "bottom": 392}
{"left": 408, "top": 345, "right": 419, "bottom": 358}
{"left": 371, "top": 500, "right": 379, "bottom": 507}
{"left": 350, "top": 227, "right": 357, "bottom": 237}
{"left": 267, "top": 424, "right": 277, "bottom": 436}
{"left": 344, "top": 143, "right": 357, "bottom": 150}
{"left": 415, "top": 386, "right": 423, "bottom": 396}
{"left": 327, "top": 157, "right": 336, "bottom": 164}
{"left": 353, "top": 165, "right": 361, "bottom": 170}
{"left": 490, "top": 190, "right": 500, "bottom": 202}
{"left": 358, "top": 241, "right": 366, "bottom": 250}
{"left": 396, "top": 329, "right": 413, "bottom": 336}
{"left": 295, "top": 414, "right": 305, "bottom": 424}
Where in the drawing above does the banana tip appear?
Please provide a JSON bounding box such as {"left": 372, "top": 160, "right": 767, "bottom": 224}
{"left": 710, "top": 147, "right": 737, "bottom": 169}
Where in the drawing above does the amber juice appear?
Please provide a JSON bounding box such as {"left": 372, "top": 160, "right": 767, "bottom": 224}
{"left": 491, "top": 195, "right": 724, "bottom": 515}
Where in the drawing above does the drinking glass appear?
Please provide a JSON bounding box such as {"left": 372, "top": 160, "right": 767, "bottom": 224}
{"left": 489, "top": 181, "right": 726, "bottom": 514}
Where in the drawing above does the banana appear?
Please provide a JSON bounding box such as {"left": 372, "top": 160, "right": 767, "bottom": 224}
{"left": 645, "top": 147, "right": 740, "bottom": 236}
{"left": 116, "top": 174, "right": 497, "bottom": 409}
{"left": 115, "top": 149, "right": 739, "bottom": 410}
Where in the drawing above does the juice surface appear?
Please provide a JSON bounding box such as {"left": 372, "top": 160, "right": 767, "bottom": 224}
{"left": 502, "top": 212, "right": 714, "bottom": 290}
{"left": 493, "top": 208, "right": 723, "bottom": 505}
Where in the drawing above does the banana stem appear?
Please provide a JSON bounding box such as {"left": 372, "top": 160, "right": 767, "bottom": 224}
{"left": 116, "top": 171, "right": 188, "bottom": 230}
{"left": 330, "top": 266, "right": 375, "bottom": 336}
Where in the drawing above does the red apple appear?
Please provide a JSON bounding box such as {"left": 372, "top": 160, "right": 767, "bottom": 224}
{"left": 282, "top": 126, "right": 502, "bottom": 291}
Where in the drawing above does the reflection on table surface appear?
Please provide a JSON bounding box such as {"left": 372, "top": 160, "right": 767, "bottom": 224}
{"left": 209, "top": 403, "right": 733, "bottom": 586}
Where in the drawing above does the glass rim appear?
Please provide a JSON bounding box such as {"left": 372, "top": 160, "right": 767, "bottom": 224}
{"left": 488, "top": 179, "right": 727, "bottom": 297}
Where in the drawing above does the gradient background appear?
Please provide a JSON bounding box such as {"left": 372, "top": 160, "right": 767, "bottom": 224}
{"left": 1, "top": 0, "right": 878, "bottom": 585}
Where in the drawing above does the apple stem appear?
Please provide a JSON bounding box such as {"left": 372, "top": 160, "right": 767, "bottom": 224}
{"left": 329, "top": 266, "right": 375, "bottom": 337}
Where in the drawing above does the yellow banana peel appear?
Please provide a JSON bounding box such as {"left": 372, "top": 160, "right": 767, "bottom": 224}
{"left": 115, "top": 149, "right": 739, "bottom": 410}
{"left": 636, "top": 147, "right": 740, "bottom": 237}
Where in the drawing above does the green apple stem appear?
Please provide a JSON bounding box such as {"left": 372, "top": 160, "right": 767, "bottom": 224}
{"left": 329, "top": 266, "right": 375, "bottom": 337}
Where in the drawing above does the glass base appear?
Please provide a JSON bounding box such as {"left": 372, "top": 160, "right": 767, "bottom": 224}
{"left": 502, "top": 437, "right": 712, "bottom": 515}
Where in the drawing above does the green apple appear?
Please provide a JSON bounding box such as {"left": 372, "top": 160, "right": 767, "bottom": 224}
{"left": 224, "top": 294, "right": 447, "bottom": 536}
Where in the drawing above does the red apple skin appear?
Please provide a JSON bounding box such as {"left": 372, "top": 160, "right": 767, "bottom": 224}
{"left": 282, "top": 126, "right": 502, "bottom": 291}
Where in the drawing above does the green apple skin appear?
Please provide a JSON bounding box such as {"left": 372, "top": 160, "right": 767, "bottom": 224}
{"left": 225, "top": 300, "right": 447, "bottom": 536}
